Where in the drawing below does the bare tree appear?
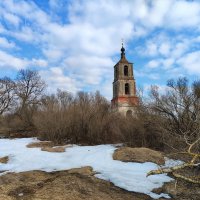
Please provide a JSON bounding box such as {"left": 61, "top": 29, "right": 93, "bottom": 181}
{"left": 150, "top": 77, "right": 200, "bottom": 146}
{"left": 34, "top": 90, "right": 121, "bottom": 144}
{"left": 15, "top": 69, "right": 46, "bottom": 127}
{"left": 0, "top": 77, "right": 15, "bottom": 115}
{"left": 15, "top": 69, "right": 46, "bottom": 107}
{"left": 147, "top": 77, "right": 200, "bottom": 184}
{"left": 57, "top": 89, "right": 73, "bottom": 108}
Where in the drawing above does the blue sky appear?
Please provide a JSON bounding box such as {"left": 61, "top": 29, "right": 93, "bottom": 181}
{"left": 0, "top": 0, "right": 200, "bottom": 99}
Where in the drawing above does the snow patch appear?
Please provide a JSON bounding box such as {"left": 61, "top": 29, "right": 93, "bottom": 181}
{"left": 0, "top": 138, "right": 174, "bottom": 199}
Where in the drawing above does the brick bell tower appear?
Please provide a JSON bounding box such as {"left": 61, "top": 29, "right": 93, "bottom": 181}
{"left": 111, "top": 43, "right": 139, "bottom": 116}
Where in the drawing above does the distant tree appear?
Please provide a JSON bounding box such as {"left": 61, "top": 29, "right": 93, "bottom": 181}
{"left": 57, "top": 89, "right": 73, "bottom": 108}
{"left": 0, "top": 77, "right": 15, "bottom": 115}
{"left": 15, "top": 69, "right": 46, "bottom": 127}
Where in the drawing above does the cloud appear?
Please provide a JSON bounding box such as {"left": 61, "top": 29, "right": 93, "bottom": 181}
{"left": 137, "top": 34, "right": 174, "bottom": 58}
{"left": 177, "top": 51, "right": 200, "bottom": 74}
{"left": 30, "top": 59, "right": 48, "bottom": 68}
{"left": 0, "top": 0, "right": 200, "bottom": 99}
{"left": 139, "top": 0, "right": 173, "bottom": 28}
{"left": 167, "top": 0, "right": 200, "bottom": 29}
{"left": 64, "top": 55, "right": 114, "bottom": 85}
{"left": 0, "top": 50, "right": 48, "bottom": 70}
{"left": 0, "top": 37, "right": 15, "bottom": 48}
{"left": 138, "top": 31, "right": 200, "bottom": 80}
{"left": 9, "top": 26, "right": 36, "bottom": 42}
{"left": 0, "top": 50, "right": 28, "bottom": 70}
{"left": 2, "top": 12, "right": 21, "bottom": 27}
{"left": 40, "top": 67, "right": 79, "bottom": 94}
{"left": 146, "top": 60, "right": 160, "bottom": 69}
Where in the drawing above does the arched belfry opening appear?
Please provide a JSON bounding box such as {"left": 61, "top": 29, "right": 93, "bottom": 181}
{"left": 124, "top": 65, "right": 128, "bottom": 76}
{"left": 111, "top": 42, "right": 139, "bottom": 116}
{"left": 125, "top": 83, "right": 129, "bottom": 95}
{"left": 126, "top": 110, "right": 132, "bottom": 117}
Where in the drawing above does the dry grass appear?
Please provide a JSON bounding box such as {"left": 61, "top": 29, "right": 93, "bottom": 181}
{"left": 0, "top": 156, "right": 9, "bottom": 164}
{"left": 113, "top": 147, "right": 165, "bottom": 165}
{"left": 41, "top": 146, "right": 65, "bottom": 153}
{"left": 67, "top": 166, "right": 95, "bottom": 176}
{"left": 26, "top": 141, "right": 53, "bottom": 148}
{"left": 26, "top": 142, "right": 70, "bottom": 152}
{"left": 0, "top": 168, "right": 151, "bottom": 200}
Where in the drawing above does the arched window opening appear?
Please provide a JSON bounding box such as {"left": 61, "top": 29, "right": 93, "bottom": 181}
{"left": 126, "top": 110, "right": 132, "bottom": 117}
{"left": 124, "top": 65, "right": 128, "bottom": 76}
{"left": 125, "top": 83, "right": 130, "bottom": 95}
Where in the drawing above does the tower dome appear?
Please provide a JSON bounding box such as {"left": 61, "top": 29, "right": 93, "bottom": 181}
{"left": 121, "top": 43, "right": 125, "bottom": 58}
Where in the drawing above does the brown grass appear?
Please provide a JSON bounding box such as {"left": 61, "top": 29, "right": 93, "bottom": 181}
{"left": 41, "top": 146, "right": 65, "bottom": 153}
{"left": 0, "top": 156, "right": 9, "bottom": 164}
{"left": 67, "top": 166, "right": 95, "bottom": 176}
{"left": 113, "top": 147, "right": 165, "bottom": 165}
{"left": 26, "top": 141, "right": 53, "bottom": 148}
{"left": 0, "top": 168, "right": 151, "bottom": 200}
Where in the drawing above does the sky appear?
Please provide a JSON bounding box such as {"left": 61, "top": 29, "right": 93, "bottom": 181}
{"left": 0, "top": 0, "right": 200, "bottom": 100}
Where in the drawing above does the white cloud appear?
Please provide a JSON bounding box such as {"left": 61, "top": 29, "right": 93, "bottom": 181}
{"left": 100, "top": 80, "right": 112, "bottom": 100}
{"left": 159, "top": 43, "right": 171, "bottom": 57}
{"left": 144, "top": 42, "right": 158, "bottom": 57}
{"left": 0, "top": 51, "right": 47, "bottom": 70}
{"left": 43, "top": 49, "right": 63, "bottom": 62}
{"left": 0, "top": 0, "right": 200, "bottom": 97}
{"left": 146, "top": 57, "right": 175, "bottom": 70}
{"left": 40, "top": 67, "right": 79, "bottom": 94}
{"left": 147, "top": 60, "right": 160, "bottom": 68}
{"left": 162, "top": 58, "right": 175, "bottom": 69}
{"left": 171, "top": 40, "right": 189, "bottom": 58}
{"left": 3, "top": 12, "right": 21, "bottom": 27}
{"left": 64, "top": 55, "right": 114, "bottom": 85}
{"left": 31, "top": 59, "right": 48, "bottom": 68}
{"left": 141, "top": 0, "right": 173, "bottom": 28}
{"left": 9, "top": 26, "right": 37, "bottom": 42}
{"left": 177, "top": 51, "right": 200, "bottom": 74}
{"left": 167, "top": 0, "right": 200, "bottom": 29}
{"left": 138, "top": 32, "right": 200, "bottom": 78}
{"left": 0, "top": 37, "right": 15, "bottom": 48}
{"left": 138, "top": 33, "right": 174, "bottom": 58}
{"left": 0, "top": 50, "right": 28, "bottom": 70}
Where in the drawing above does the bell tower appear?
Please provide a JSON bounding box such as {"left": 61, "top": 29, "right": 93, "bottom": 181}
{"left": 111, "top": 43, "right": 139, "bottom": 116}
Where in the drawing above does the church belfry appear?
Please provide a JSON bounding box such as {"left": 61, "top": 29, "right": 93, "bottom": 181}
{"left": 111, "top": 43, "right": 139, "bottom": 116}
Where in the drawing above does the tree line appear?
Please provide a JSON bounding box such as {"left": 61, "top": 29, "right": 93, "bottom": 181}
{"left": 0, "top": 69, "right": 200, "bottom": 154}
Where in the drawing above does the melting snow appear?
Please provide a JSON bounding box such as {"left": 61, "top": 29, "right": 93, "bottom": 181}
{"left": 0, "top": 138, "right": 175, "bottom": 199}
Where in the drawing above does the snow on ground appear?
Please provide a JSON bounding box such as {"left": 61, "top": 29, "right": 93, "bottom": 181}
{"left": 0, "top": 138, "right": 175, "bottom": 199}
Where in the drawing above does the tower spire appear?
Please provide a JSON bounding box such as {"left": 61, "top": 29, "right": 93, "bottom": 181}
{"left": 121, "top": 40, "right": 125, "bottom": 59}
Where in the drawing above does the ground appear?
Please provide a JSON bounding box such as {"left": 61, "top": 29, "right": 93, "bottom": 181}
{"left": 0, "top": 168, "right": 150, "bottom": 200}
{"left": 113, "top": 147, "right": 165, "bottom": 165}
{"left": 158, "top": 179, "right": 200, "bottom": 200}
{"left": 0, "top": 137, "right": 199, "bottom": 200}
